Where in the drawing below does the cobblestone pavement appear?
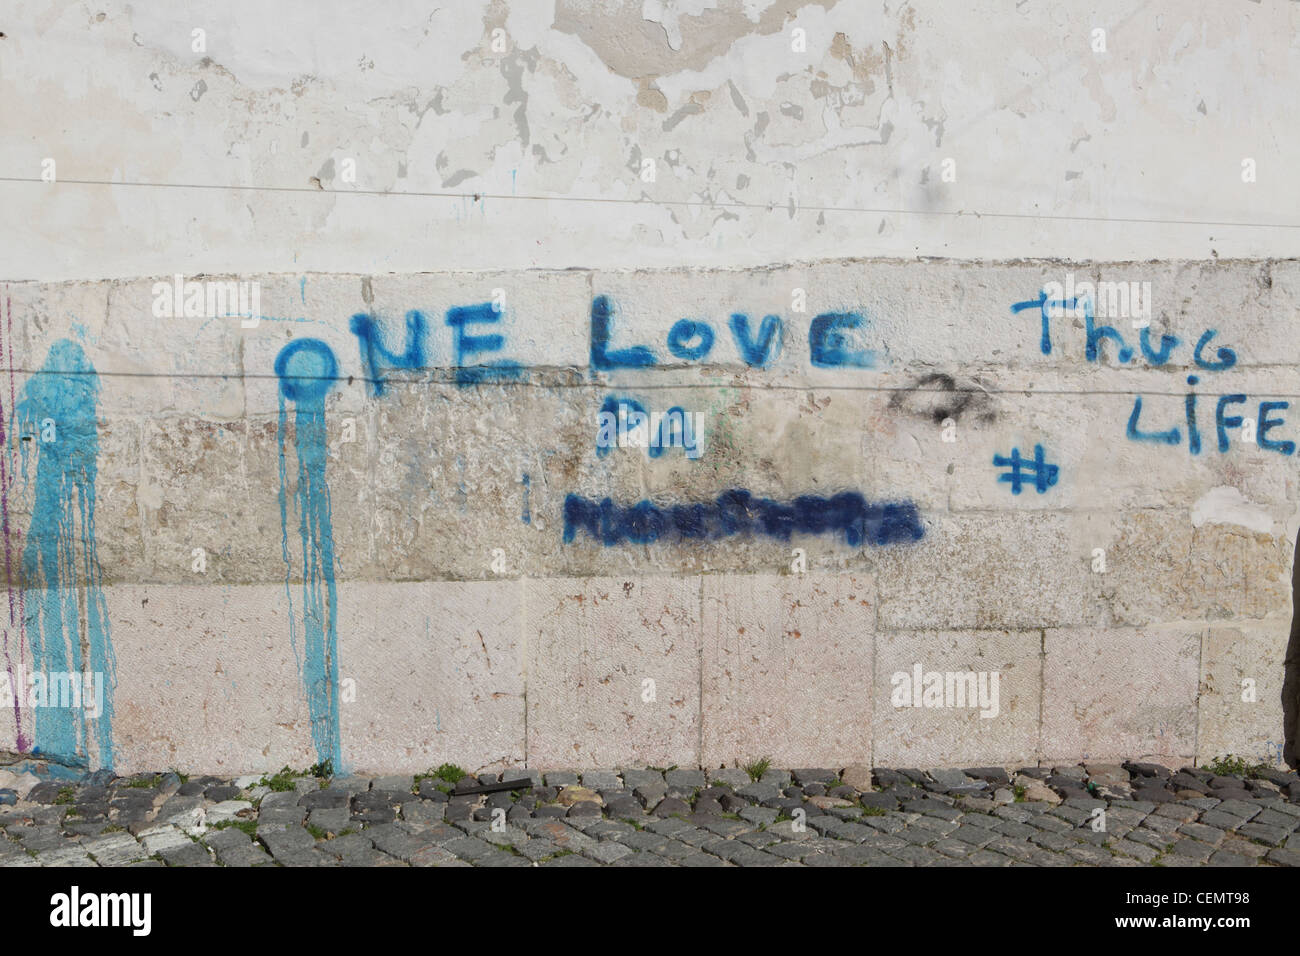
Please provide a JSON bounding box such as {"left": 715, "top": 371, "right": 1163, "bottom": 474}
{"left": 1, "top": 762, "right": 1298, "bottom": 867}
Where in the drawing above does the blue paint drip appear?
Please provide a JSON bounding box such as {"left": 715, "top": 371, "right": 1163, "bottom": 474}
{"left": 275, "top": 339, "right": 342, "bottom": 770}
{"left": 17, "top": 340, "right": 115, "bottom": 768}
{"left": 521, "top": 473, "right": 531, "bottom": 524}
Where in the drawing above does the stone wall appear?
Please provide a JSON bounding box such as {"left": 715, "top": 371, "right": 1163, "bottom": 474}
{"left": 0, "top": 258, "right": 1294, "bottom": 773}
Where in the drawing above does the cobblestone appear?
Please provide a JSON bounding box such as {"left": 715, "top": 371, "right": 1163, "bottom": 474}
{"left": 1, "top": 761, "right": 1294, "bottom": 867}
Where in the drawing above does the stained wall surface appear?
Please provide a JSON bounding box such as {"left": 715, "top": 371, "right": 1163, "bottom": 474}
{"left": 0, "top": 261, "right": 1295, "bottom": 773}
{"left": 1, "top": 2, "right": 1297, "bottom": 774}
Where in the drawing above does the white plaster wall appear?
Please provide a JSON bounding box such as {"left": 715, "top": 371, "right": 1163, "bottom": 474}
{"left": 3, "top": 0, "right": 1300, "bottom": 280}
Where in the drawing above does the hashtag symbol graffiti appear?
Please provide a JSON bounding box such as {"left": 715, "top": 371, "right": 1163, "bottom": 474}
{"left": 993, "top": 444, "right": 1059, "bottom": 495}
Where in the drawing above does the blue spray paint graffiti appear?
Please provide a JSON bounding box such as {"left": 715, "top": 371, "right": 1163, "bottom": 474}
{"left": 275, "top": 339, "right": 342, "bottom": 770}
{"left": 728, "top": 313, "right": 783, "bottom": 368}
{"left": 992, "top": 445, "right": 1059, "bottom": 495}
{"left": 350, "top": 310, "right": 428, "bottom": 397}
{"left": 563, "top": 490, "right": 923, "bottom": 548}
{"left": 446, "top": 303, "right": 523, "bottom": 385}
{"left": 591, "top": 296, "right": 873, "bottom": 371}
{"left": 1012, "top": 289, "right": 1296, "bottom": 456}
{"left": 17, "top": 339, "right": 114, "bottom": 767}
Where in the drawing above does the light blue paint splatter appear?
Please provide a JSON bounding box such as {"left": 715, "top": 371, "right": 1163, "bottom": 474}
{"left": 275, "top": 339, "right": 342, "bottom": 770}
{"left": 17, "top": 339, "right": 115, "bottom": 768}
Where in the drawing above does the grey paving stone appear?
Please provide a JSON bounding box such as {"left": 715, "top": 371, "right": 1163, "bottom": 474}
{"left": 1140, "top": 814, "right": 1184, "bottom": 835}
{"left": 300, "top": 789, "right": 350, "bottom": 810}
{"left": 611, "top": 851, "right": 672, "bottom": 866}
{"left": 862, "top": 815, "right": 907, "bottom": 834}
{"left": 307, "top": 808, "right": 350, "bottom": 833}
{"left": 969, "top": 849, "right": 1017, "bottom": 866}
{"left": 739, "top": 806, "right": 779, "bottom": 826}
{"left": 989, "top": 819, "right": 1038, "bottom": 840}
{"left": 708, "top": 768, "right": 751, "bottom": 788}
{"left": 1176, "top": 822, "right": 1225, "bottom": 845}
{"left": 477, "top": 851, "right": 531, "bottom": 867}
{"left": 84, "top": 833, "right": 147, "bottom": 865}
{"left": 1031, "top": 832, "right": 1077, "bottom": 852}
{"left": 259, "top": 807, "right": 308, "bottom": 828}
{"left": 1207, "top": 850, "right": 1257, "bottom": 866}
{"left": 1265, "top": 847, "right": 1300, "bottom": 867}
{"left": 729, "top": 846, "right": 784, "bottom": 866}
{"left": 35, "top": 847, "right": 97, "bottom": 867}
{"left": 215, "top": 843, "right": 274, "bottom": 866}
{"left": 885, "top": 845, "right": 943, "bottom": 866}
{"left": 367, "top": 827, "right": 431, "bottom": 861}
{"left": 1251, "top": 808, "right": 1300, "bottom": 830}
{"left": 617, "top": 830, "right": 669, "bottom": 853}
{"left": 643, "top": 817, "right": 693, "bottom": 838}
{"left": 985, "top": 838, "right": 1036, "bottom": 862}
{"left": 581, "top": 771, "right": 622, "bottom": 790}
{"left": 513, "top": 838, "right": 558, "bottom": 861}
{"left": 788, "top": 770, "right": 837, "bottom": 789}
{"left": 621, "top": 770, "right": 665, "bottom": 791}
{"left": 766, "top": 841, "right": 820, "bottom": 860}
{"left": 1105, "top": 807, "right": 1150, "bottom": 827}
{"left": 664, "top": 769, "right": 707, "bottom": 789}
{"left": 821, "top": 821, "right": 873, "bottom": 843}
{"left": 1214, "top": 799, "right": 1262, "bottom": 820}
{"left": 259, "top": 826, "right": 315, "bottom": 857}
{"left": 259, "top": 791, "right": 301, "bottom": 810}
{"left": 760, "top": 769, "right": 793, "bottom": 789}
{"left": 737, "top": 782, "right": 779, "bottom": 802}
{"left": 409, "top": 845, "right": 463, "bottom": 866}
{"left": 1152, "top": 803, "right": 1199, "bottom": 822}
{"left": 695, "top": 817, "right": 752, "bottom": 838}
{"left": 13, "top": 827, "right": 66, "bottom": 852}
{"left": 673, "top": 826, "right": 716, "bottom": 848}
{"left": 444, "top": 836, "right": 502, "bottom": 863}
{"left": 540, "top": 853, "right": 600, "bottom": 866}
{"left": 653, "top": 839, "right": 698, "bottom": 861}
{"left": 1126, "top": 827, "right": 1171, "bottom": 849}
{"left": 934, "top": 838, "right": 978, "bottom": 859}
{"left": 992, "top": 805, "right": 1034, "bottom": 824}
{"left": 678, "top": 851, "right": 729, "bottom": 866}
{"left": 947, "top": 824, "right": 999, "bottom": 847}
{"left": 585, "top": 820, "right": 637, "bottom": 842}
{"left": 1028, "top": 814, "right": 1072, "bottom": 832}
{"left": 1234, "top": 823, "right": 1290, "bottom": 846}
{"left": 1169, "top": 839, "right": 1215, "bottom": 863}
{"left": 916, "top": 804, "right": 964, "bottom": 822}
{"left": 158, "top": 842, "right": 215, "bottom": 866}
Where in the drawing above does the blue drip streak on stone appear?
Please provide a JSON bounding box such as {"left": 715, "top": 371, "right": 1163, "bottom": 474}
{"left": 275, "top": 339, "right": 341, "bottom": 770}
{"left": 18, "top": 339, "right": 114, "bottom": 768}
